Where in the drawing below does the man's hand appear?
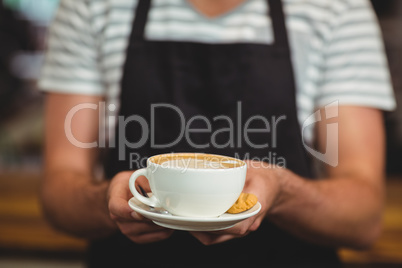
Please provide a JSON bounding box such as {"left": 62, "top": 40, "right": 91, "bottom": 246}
{"left": 190, "top": 160, "right": 282, "bottom": 245}
{"left": 107, "top": 171, "right": 174, "bottom": 244}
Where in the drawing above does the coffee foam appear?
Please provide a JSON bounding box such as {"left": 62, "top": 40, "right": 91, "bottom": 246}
{"left": 150, "top": 153, "right": 244, "bottom": 169}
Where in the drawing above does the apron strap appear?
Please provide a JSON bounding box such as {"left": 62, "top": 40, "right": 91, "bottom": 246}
{"left": 131, "top": 0, "right": 151, "bottom": 42}
{"left": 132, "top": 0, "right": 289, "bottom": 50}
{"left": 268, "top": 0, "right": 290, "bottom": 50}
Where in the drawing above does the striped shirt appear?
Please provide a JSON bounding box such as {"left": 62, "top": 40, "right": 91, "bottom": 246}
{"left": 39, "top": 0, "right": 396, "bottom": 143}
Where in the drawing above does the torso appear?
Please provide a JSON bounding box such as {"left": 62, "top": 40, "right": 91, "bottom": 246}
{"left": 48, "top": 0, "right": 393, "bottom": 148}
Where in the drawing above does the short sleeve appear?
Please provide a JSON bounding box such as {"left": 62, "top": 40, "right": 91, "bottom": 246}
{"left": 317, "top": 0, "right": 396, "bottom": 110}
{"left": 38, "top": 0, "right": 105, "bottom": 96}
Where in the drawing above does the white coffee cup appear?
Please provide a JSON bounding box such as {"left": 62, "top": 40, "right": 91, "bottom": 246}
{"left": 129, "top": 153, "right": 247, "bottom": 218}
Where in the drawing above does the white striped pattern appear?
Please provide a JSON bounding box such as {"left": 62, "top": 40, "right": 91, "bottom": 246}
{"left": 39, "top": 0, "right": 396, "bottom": 144}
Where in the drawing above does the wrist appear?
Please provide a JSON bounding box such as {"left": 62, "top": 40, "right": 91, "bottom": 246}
{"left": 267, "top": 166, "right": 293, "bottom": 217}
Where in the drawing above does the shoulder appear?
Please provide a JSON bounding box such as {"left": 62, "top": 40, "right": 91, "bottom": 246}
{"left": 55, "top": 0, "right": 138, "bottom": 23}
{"left": 283, "top": 0, "right": 375, "bottom": 27}
{"left": 284, "top": 0, "right": 372, "bottom": 12}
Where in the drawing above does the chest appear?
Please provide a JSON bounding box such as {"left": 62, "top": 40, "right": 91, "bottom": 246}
{"left": 96, "top": 0, "right": 325, "bottom": 80}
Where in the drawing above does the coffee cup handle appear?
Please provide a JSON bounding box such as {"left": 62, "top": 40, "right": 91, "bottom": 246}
{"left": 129, "top": 168, "right": 160, "bottom": 207}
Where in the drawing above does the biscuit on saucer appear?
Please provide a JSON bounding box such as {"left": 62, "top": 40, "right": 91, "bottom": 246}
{"left": 227, "top": 193, "right": 258, "bottom": 214}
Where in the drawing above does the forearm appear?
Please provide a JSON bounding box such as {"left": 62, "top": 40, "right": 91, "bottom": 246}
{"left": 40, "top": 171, "right": 118, "bottom": 239}
{"left": 269, "top": 168, "right": 384, "bottom": 249}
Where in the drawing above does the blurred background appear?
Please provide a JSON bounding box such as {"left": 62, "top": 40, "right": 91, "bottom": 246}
{"left": 0, "top": 0, "right": 401, "bottom": 267}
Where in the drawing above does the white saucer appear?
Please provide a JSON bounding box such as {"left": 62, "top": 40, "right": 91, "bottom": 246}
{"left": 128, "top": 197, "right": 261, "bottom": 231}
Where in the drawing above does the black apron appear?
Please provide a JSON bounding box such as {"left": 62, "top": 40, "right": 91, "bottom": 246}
{"left": 90, "top": 0, "right": 341, "bottom": 267}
